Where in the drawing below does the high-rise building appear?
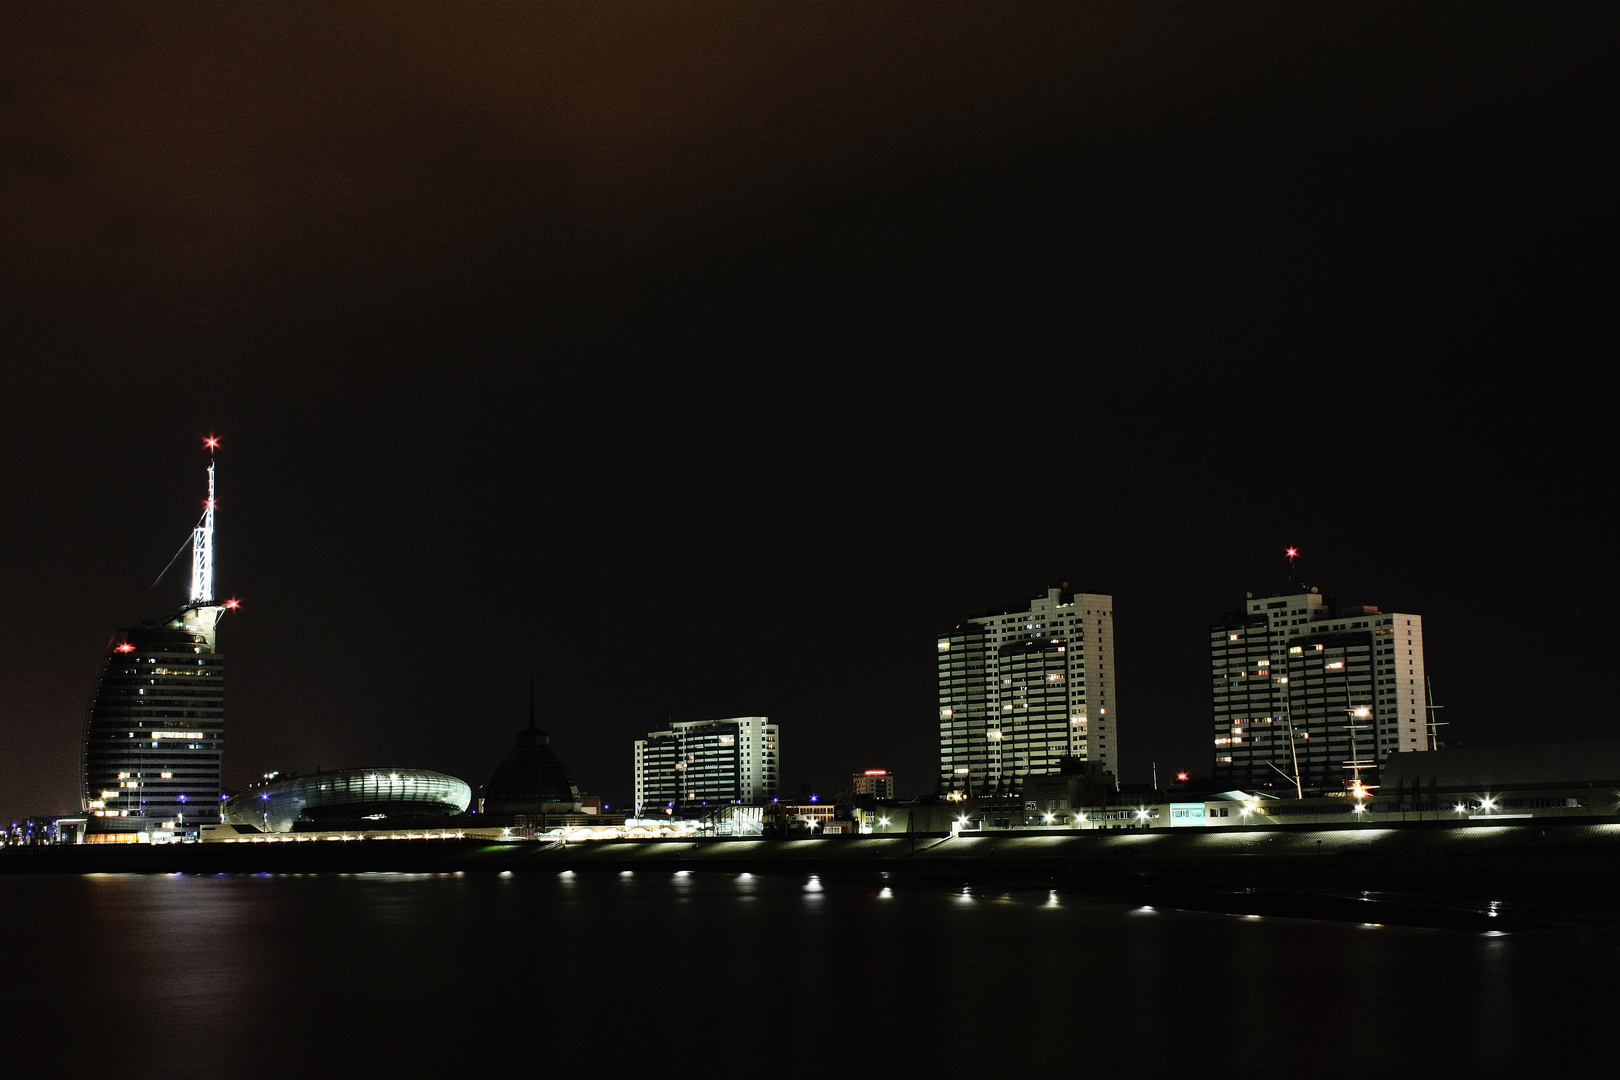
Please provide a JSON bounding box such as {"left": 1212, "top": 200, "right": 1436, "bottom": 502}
{"left": 80, "top": 454, "right": 233, "bottom": 841}
{"left": 1210, "top": 583, "right": 1427, "bottom": 793}
{"left": 937, "top": 585, "right": 1116, "bottom": 796}
{"left": 633, "top": 717, "right": 779, "bottom": 813}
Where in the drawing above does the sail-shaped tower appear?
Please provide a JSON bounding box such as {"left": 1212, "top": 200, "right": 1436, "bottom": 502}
{"left": 80, "top": 450, "right": 233, "bottom": 841}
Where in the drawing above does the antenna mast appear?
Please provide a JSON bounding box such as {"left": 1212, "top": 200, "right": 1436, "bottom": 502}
{"left": 189, "top": 456, "right": 216, "bottom": 605}
{"left": 1425, "top": 676, "right": 1447, "bottom": 751}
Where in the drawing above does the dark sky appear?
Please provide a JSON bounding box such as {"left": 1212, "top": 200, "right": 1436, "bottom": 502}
{"left": 1, "top": 5, "right": 1610, "bottom": 822}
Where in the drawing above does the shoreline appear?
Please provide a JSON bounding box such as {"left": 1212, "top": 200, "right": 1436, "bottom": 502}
{"left": 7, "top": 816, "right": 1620, "bottom": 929}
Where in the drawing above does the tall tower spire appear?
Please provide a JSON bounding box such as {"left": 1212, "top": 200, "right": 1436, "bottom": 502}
{"left": 190, "top": 457, "right": 216, "bottom": 605}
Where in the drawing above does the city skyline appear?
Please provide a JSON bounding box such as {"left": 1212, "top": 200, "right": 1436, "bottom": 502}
{"left": 1, "top": 7, "right": 1608, "bottom": 822}
{"left": 0, "top": 433, "right": 1581, "bottom": 822}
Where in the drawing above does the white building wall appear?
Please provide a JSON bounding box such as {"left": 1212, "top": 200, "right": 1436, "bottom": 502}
{"left": 941, "top": 586, "right": 1117, "bottom": 791}
{"left": 1214, "top": 588, "right": 1431, "bottom": 788}
{"left": 632, "top": 716, "right": 778, "bottom": 811}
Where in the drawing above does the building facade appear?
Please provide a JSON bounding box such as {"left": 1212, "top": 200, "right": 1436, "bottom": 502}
{"left": 81, "top": 609, "right": 227, "bottom": 837}
{"left": 938, "top": 585, "right": 1117, "bottom": 796}
{"left": 81, "top": 458, "right": 230, "bottom": 840}
{"left": 482, "top": 698, "right": 583, "bottom": 816}
{"left": 633, "top": 717, "right": 779, "bottom": 813}
{"left": 223, "top": 768, "right": 472, "bottom": 833}
{"left": 1211, "top": 585, "right": 1427, "bottom": 792}
{"left": 851, "top": 769, "right": 895, "bottom": 800}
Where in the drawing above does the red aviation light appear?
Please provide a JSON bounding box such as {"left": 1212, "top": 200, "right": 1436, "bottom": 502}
{"left": 204, "top": 436, "right": 220, "bottom": 450}
{"left": 115, "top": 643, "right": 136, "bottom": 653}
{"left": 1285, "top": 547, "right": 1298, "bottom": 558}
{"left": 224, "top": 598, "right": 241, "bottom": 610}
{"left": 864, "top": 770, "right": 888, "bottom": 776}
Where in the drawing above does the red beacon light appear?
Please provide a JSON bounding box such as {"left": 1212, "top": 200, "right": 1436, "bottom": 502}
{"left": 863, "top": 770, "right": 888, "bottom": 777}
{"left": 224, "top": 598, "right": 241, "bottom": 610}
{"left": 204, "top": 436, "right": 220, "bottom": 450}
{"left": 1176, "top": 772, "right": 1189, "bottom": 782}
{"left": 1285, "top": 547, "right": 1299, "bottom": 558}
{"left": 114, "top": 643, "right": 136, "bottom": 653}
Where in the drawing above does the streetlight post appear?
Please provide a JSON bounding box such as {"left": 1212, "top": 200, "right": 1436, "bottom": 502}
{"left": 1345, "top": 707, "right": 1374, "bottom": 818}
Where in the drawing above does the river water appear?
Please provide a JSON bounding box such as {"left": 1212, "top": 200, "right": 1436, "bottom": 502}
{"left": 4, "top": 869, "right": 1615, "bottom": 1075}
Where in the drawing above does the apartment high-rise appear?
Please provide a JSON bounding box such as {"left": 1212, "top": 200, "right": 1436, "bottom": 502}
{"left": 81, "top": 453, "right": 233, "bottom": 840}
{"left": 633, "top": 717, "right": 779, "bottom": 813}
{"left": 1211, "top": 583, "right": 1427, "bottom": 793}
{"left": 937, "top": 585, "right": 1116, "bottom": 796}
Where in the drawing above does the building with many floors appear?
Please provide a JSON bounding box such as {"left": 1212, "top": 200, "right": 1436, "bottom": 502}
{"left": 1211, "top": 583, "right": 1427, "bottom": 792}
{"left": 937, "top": 585, "right": 1116, "bottom": 797}
{"left": 80, "top": 456, "right": 234, "bottom": 841}
{"left": 850, "top": 769, "right": 895, "bottom": 800}
{"left": 633, "top": 716, "right": 779, "bottom": 813}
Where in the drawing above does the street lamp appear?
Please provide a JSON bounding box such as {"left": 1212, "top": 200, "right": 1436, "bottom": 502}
{"left": 1345, "top": 707, "right": 1374, "bottom": 811}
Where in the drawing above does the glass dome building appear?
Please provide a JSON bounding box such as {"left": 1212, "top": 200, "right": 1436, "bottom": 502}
{"left": 223, "top": 768, "right": 471, "bottom": 833}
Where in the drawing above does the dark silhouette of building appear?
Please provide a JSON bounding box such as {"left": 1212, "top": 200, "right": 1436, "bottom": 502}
{"left": 482, "top": 687, "right": 582, "bottom": 815}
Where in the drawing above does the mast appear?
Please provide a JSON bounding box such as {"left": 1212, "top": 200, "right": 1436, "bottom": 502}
{"left": 1425, "top": 676, "right": 1446, "bottom": 751}
{"left": 189, "top": 458, "right": 216, "bottom": 606}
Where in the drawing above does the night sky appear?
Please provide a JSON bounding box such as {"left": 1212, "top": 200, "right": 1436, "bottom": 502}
{"left": 1, "top": 5, "right": 1610, "bottom": 822}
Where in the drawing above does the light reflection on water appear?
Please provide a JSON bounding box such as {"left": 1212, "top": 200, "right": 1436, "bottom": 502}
{"left": 3, "top": 871, "right": 1617, "bottom": 1072}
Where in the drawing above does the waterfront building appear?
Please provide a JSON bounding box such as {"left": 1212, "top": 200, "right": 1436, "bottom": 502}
{"left": 222, "top": 768, "right": 472, "bottom": 833}
{"left": 1211, "top": 583, "right": 1427, "bottom": 792}
{"left": 632, "top": 717, "right": 779, "bottom": 813}
{"left": 851, "top": 769, "right": 895, "bottom": 800}
{"left": 80, "top": 455, "right": 233, "bottom": 841}
{"left": 937, "top": 585, "right": 1117, "bottom": 797}
{"left": 482, "top": 693, "right": 583, "bottom": 815}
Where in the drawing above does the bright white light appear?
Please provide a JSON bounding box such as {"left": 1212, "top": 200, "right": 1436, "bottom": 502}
{"left": 189, "top": 463, "right": 216, "bottom": 604}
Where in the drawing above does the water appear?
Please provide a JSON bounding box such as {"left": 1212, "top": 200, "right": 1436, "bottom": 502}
{"left": 5, "top": 870, "right": 1617, "bottom": 1074}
